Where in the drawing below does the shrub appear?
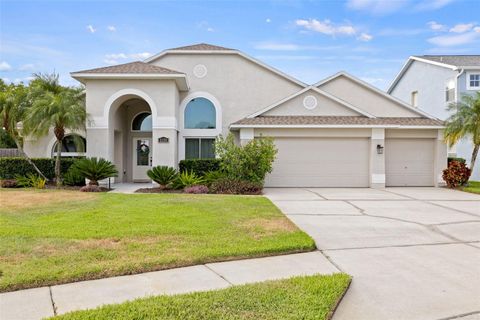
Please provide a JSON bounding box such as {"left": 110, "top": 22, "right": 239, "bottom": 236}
{"left": 184, "top": 185, "right": 209, "bottom": 194}
{"left": 147, "top": 166, "right": 178, "bottom": 189}
{"left": 203, "top": 170, "right": 227, "bottom": 187}
{"left": 179, "top": 159, "right": 221, "bottom": 176}
{"left": 62, "top": 165, "right": 86, "bottom": 186}
{"left": 443, "top": 160, "right": 471, "bottom": 188}
{"left": 0, "top": 179, "right": 18, "bottom": 188}
{"left": 214, "top": 134, "right": 277, "bottom": 184}
{"left": 173, "top": 171, "right": 204, "bottom": 189}
{"left": 80, "top": 185, "right": 103, "bottom": 192}
{"left": 15, "top": 173, "right": 46, "bottom": 189}
{"left": 210, "top": 178, "right": 263, "bottom": 195}
{"left": 0, "top": 157, "right": 76, "bottom": 180}
{"left": 73, "top": 157, "right": 118, "bottom": 186}
{"left": 448, "top": 157, "right": 466, "bottom": 165}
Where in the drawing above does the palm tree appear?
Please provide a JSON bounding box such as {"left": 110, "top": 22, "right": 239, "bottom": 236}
{"left": 444, "top": 91, "right": 480, "bottom": 176}
{"left": 24, "top": 73, "right": 86, "bottom": 186}
{"left": 0, "top": 81, "right": 47, "bottom": 179}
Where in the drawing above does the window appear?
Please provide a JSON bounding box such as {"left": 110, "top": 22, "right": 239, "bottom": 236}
{"left": 411, "top": 91, "right": 418, "bottom": 108}
{"left": 185, "top": 138, "right": 215, "bottom": 159}
{"left": 184, "top": 98, "right": 216, "bottom": 129}
{"left": 132, "top": 112, "right": 152, "bottom": 131}
{"left": 52, "top": 134, "right": 86, "bottom": 158}
{"left": 445, "top": 79, "right": 455, "bottom": 102}
{"left": 467, "top": 73, "right": 480, "bottom": 90}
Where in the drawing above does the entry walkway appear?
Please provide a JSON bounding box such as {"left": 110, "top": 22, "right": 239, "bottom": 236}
{"left": 0, "top": 252, "right": 338, "bottom": 320}
{"left": 109, "top": 182, "right": 153, "bottom": 194}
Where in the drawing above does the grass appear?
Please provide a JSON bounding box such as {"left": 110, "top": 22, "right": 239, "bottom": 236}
{"left": 461, "top": 180, "right": 480, "bottom": 194}
{"left": 0, "top": 189, "right": 315, "bottom": 292}
{"left": 50, "top": 274, "right": 351, "bottom": 320}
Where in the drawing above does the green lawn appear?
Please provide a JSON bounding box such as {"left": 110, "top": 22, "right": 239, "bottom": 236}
{"left": 0, "top": 189, "right": 315, "bottom": 292}
{"left": 461, "top": 180, "right": 480, "bottom": 194}
{"left": 50, "top": 274, "right": 351, "bottom": 320}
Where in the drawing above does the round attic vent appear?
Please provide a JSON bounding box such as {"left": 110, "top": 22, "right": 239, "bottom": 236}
{"left": 193, "top": 64, "right": 207, "bottom": 78}
{"left": 303, "top": 95, "right": 318, "bottom": 110}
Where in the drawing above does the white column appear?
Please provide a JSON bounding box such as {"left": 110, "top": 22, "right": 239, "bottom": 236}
{"left": 239, "top": 128, "right": 254, "bottom": 146}
{"left": 370, "top": 128, "right": 385, "bottom": 188}
{"left": 435, "top": 129, "right": 448, "bottom": 187}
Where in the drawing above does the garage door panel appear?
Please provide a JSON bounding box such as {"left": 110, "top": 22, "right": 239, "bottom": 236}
{"left": 265, "top": 138, "right": 369, "bottom": 187}
{"left": 386, "top": 139, "right": 434, "bottom": 187}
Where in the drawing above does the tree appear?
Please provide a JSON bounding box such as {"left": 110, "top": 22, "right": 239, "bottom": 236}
{"left": 0, "top": 80, "right": 47, "bottom": 179}
{"left": 24, "top": 73, "right": 86, "bottom": 186}
{"left": 444, "top": 91, "right": 480, "bottom": 177}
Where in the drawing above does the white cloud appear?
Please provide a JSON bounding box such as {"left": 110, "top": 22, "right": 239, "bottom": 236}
{"left": 105, "top": 53, "right": 128, "bottom": 60}
{"left": 198, "top": 21, "right": 214, "bottom": 32}
{"left": 475, "top": 27, "right": 480, "bottom": 33}
{"left": 129, "top": 52, "right": 152, "bottom": 60}
{"left": 104, "top": 52, "right": 153, "bottom": 64}
{"left": 253, "top": 41, "right": 344, "bottom": 51}
{"left": 1, "top": 77, "right": 10, "bottom": 83}
{"left": 0, "top": 61, "right": 12, "bottom": 71}
{"left": 86, "top": 25, "right": 96, "bottom": 33}
{"left": 415, "top": 0, "right": 455, "bottom": 11}
{"left": 107, "top": 25, "right": 116, "bottom": 32}
{"left": 295, "top": 19, "right": 356, "bottom": 36}
{"left": 266, "top": 18, "right": 271, "bottom": 23}
{"left": 357, "top": 33, "right": 373, "bottom": 42}
{"left": 427, "top": 21, "right": 446, "bottom": 31}
{"left": 449, "top": 23, "right": 474, "bottom": 33}
{"left": 346, "top": 0, "right": 408, "bottom": 14}
{"left": 19, "top": 63, "right": 35, "bottom": 71}
{"left": 428, "top": 31, "right": 480, "bottom": 46}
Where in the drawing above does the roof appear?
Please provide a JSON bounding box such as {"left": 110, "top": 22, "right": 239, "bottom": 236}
{"left": 167, "top": 43, "right": 233, "bottom": 51}
{"left": 231, "top": 116, "right": 444, "bottom": 128}
{"left": 72, "top": 61, "right": 183, "bottom": 74}
{"left": 412, "top": 55, "right": 480, "bottom": 68}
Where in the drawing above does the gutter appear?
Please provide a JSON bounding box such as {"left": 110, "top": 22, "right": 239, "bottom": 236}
{"left": 454, "top": 68, "right": 465, "bottom": 103}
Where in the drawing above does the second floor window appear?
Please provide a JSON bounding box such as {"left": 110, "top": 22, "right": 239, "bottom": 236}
{"left": 184, "top": 97, "right": 216, "bottom": 129}
{"left": 468, "top": 73, "right": 480, "bottom": 90}
{"left": 445, "top": 79, "right": 455, "bottom": 103}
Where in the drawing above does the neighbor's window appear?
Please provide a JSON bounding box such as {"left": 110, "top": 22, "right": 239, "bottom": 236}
{"left": 184, "top": 98, "right": 216, "bottom": 129}
{"left": 445, "top": 79, "right": 455, "bottom": 102}
{"left": 411, "top": 91, "right": 418, "bottom": 108}
{"left": 52, "top": 134, "right": 86, "bottom": 158}
{"left": 132, "top": 112, "right": 152, "bottom": 131}
{"left": 468, "top": 73, "right": 480, "bottom": 90}
{"left": 185, "top": 138, "right": 215, "bottom": 159}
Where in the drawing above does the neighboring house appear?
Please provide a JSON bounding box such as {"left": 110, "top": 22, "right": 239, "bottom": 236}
{"left": 388, "top": 55, "right": 480, "bottom": 180}
{"left": 24, "top": 43, "right": 447, "bottom": 188}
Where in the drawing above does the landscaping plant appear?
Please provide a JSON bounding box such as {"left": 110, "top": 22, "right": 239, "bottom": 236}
{"left": 72, "top": 157, "right": 118, "bottom": 186}
{"left": 173, "top": 170, "right": 204, "bottom": 189}
{"left": 179, "top": 159, "right": 221, "bottom": 176}
{"left": 15, "top": 173, "right": 46, "bottom": 189}
{"left": 184, "top": 185, "right": 209, "bottom": 194}
{"left": 442, "top": 160, "right": 471, "bottom": 188}
{"left": 147, "top": 166, "right": 178, "bottom": 189}
{"left": 62, "top": 165, "right": 86, "bottom": 186}
{"left": 210, "top": 178, "right": 263, "bottom": 195}
{"left": 202, "top": 170, "right": 227, "bottom": 187}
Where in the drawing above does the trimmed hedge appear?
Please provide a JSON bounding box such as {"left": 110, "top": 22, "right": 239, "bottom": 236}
{"left": 179, "top": 159, "right": 221, "bottom": 176}
{"left": 0, "top": 157, "right": 77, "bottom": 179}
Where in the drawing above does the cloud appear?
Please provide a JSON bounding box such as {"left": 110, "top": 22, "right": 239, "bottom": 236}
{"left": 86, "top": 25, "right": 96, "bottom": 33}
{"left": 19, "top": 63, "right": 35, "bottom": 71}
{"left": 428, "top": 31, "right": 480, "bottom": 46}
{"left": 427, "top": 21, "right": 446, "bottom": 31}
{"left": 266, "top": 18, "right": 271, "bottom": 23}
{"left": 197, "top": 21, "right": 214, "bottom": 32}
{"left": 253, "top": 41, "right": 344, "bottom": 51}
{"left": 255, "top": 55, "right": 317, "bottom": 61}
{"left": 357, "top": 33, "right": 373, "bottom": 41}
{"left": 0, "top": 61, "right": 12, "bottom": 71}
{"left": 346, "top": 0, "right": 408, "bottom": 14}
{"left": 129, "top": 52, "right": 152, "bottom": 59}
{"left": 449, "top": 23, "right": 474, "bottom": 33}
{"left": 295, "top": 19, "right": 356, "bottom": 36}
{"left": 415, "top": 0, "right": 455, "bottom": 11}
{"left": 104, "top": 52, "right": 153, "bottom": 64}
{"left": 107, "top": 25, "right": 116, "bottom": 32}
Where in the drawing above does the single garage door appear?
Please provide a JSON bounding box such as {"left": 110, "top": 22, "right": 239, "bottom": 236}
{"left": 385, "top": 138, "right": 434, "bottom": 187}
{"left": 265, "top": 137, "right": 370, "bottom": 187}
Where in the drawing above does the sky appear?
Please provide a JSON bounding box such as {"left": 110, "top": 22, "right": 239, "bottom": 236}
{"left": 1, "top": 0, "right": 480, "bottom": 90}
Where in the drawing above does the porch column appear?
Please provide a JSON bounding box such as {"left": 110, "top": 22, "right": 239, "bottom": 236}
{"left": 152, "top": 129, "right": 177, "bottom": 168}
{"left": 370, "top": 128, "right": 385, "bottom": 188}
{"left": 239, "top": 128, "right": 254, "bottom": 146}
{"left": 434, "top": 129, "right": 448, "bottom": 187}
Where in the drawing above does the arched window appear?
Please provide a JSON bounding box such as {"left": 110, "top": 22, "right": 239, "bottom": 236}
{"left": 184, "top": 97, "right": 216, "bottom": 129}
{"left": 52, "top": 134, "right": 86, "bottom": 158}
{"left": 132, "top": 112, "right": 152, "bottom": 131}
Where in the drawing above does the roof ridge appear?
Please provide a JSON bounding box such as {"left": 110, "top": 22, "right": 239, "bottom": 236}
{"left": 72, "top": 61, "right": 183, "bottom": 74}
{"left": 167, "top": 43, "right": 234, "bottom": 51}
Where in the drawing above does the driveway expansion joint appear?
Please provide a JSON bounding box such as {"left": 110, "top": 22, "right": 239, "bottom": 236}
{"left": 49, "top": 286, "right": 57, "bottom": 316}
{"left": 436, "top": 310, "right": 480, "bottom": 320}
{"left": 203, "top": 264, "right": 234, "bottom": 286}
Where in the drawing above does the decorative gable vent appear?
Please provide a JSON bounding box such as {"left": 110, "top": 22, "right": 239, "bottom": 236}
{"left": 303, "top": 95, "right": 318, "bottom": 110}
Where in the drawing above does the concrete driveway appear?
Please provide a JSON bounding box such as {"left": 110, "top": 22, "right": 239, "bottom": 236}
{"left": 264, "top": 187, "right": 480, "bottom": 320}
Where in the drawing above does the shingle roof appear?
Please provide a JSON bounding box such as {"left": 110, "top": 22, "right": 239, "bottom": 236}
{"left": 168, "top": 43, "right": 233, "bottom": 51}
{"left": 232, "top": 116, "right": 444, "bottom": 127}
{"left": 414, "top": 55, "right": 480, "bottom": 67}
{"left": 73, "top": 61, "right": 183, "bottom": 74}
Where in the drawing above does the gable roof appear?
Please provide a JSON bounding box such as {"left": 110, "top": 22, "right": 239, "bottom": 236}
{"left": 231, "top": 116, "right": 444, "bottom": 128}
{"left": 388, "top": 55, "right": 480, "bottom": 93}
{"left": 247, "top": 86, "right": 375, "bottom": 118}
{"left": 72, "top": 61, "right": 183, "bottom": 74}
{"left": 315, "top": 71, "right": 437, "bottom": 119}
{"left": 144, "top": 43, "right": 308, "bottom": 87}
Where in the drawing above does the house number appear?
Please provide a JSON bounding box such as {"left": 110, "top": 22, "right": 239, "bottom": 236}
{"left": 158, "top": 137, "right": 169, "bottom": 143}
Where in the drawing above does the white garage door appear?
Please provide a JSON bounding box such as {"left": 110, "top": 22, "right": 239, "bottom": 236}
{"left": 385, "top": 138, "right": 434, "bottom": 187}
{"left": 265, "top": 137, "right": 370, "bottom": 187}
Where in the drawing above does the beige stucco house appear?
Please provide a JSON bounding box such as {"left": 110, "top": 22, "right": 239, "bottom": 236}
{"left": 23, "top": 43, "right": 447, "bottom": 187}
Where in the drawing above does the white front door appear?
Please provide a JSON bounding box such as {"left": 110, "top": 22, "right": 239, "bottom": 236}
{"left": 132, "top": 138, "right": 152, "bottom": 181}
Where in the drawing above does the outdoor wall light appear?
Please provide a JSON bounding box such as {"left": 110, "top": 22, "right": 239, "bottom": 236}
{"left": 377, "top": 144, "right": 384, "bottom": 154}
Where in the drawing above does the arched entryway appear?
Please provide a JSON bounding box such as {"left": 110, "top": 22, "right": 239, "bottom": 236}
{"left": 108, "top": 93, "right": 154, "bottom": 182}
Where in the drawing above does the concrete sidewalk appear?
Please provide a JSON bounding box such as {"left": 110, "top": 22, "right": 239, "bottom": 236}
{"left": 0, "top": 251, "right": 338, "bottom": 320}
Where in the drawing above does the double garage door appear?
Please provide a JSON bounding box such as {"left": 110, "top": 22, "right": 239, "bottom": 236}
{"left": 265, "top": 137, "right": 435, "bottom": 187}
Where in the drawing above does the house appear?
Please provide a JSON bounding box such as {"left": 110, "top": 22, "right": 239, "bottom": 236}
{"left": 388, "top": 55, "right": 480, "bottom": 180}
{"left": 23, "top": 43, "right": 447, "bottom": 187}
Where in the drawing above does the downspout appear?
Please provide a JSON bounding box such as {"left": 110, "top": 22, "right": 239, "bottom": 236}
{"left": 455, "top": 68, "right": 464, "bottom": 103}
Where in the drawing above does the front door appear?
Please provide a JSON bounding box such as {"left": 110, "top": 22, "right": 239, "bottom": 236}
{"left": 132, "top": 138, "right": 152, "bottom": 181}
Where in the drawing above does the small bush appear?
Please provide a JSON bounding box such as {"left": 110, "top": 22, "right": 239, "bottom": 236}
{"left": 15, "top": 174, "right": 46, "bottom": 189}
{"left": 210, "top": 178, "right": 263, "bottom": 195}
{"left": 73, "top": 157, "right": 118, "bottom": 186}
{"left": 0, "top": 157, "right": 76, "bottom": 180}
{"left": 448, "top": 157, "right": 466, "bottom": 165}
{"left": 443, "top": 160, "right": 471, "bottom": 188}
{"left": 179, "top": 159, "right": 221, "bottom": 176}
{"left": 80, "top": 185, "right": 103, "bottom": 192}
{"left": 63, "top": 165, "right": 85, "bottom": 186}
{"left": 147, "top": 166, "right": 178, "bottom": 189}
{"left": 0, "top": 179, "right": 18, "bottom": 188}
{"left": 184, "top": 185, "right": 209, "bottom": 194}
{"left": 203, "top": 170, "right": 227, "bottom": 187}
{"left": 173, "top": 171, "right": 204, "bottom": 189}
